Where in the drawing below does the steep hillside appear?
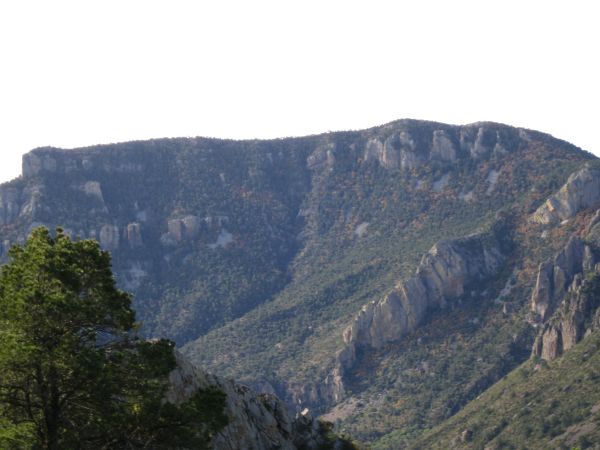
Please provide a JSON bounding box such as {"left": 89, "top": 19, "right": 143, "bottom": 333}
{"left": 0, "top": 119, "right": 595, "bottom": 447}
{"left": 407, "top": 327, "right": 600, "bottom": 450}
{"left": 183, "top": 122, "right": 592, "bottom": 429}
{"left": 1, "top": 137, "right": 315, "bottom": 344}
{"left": 371, "top": 173, "right": 600, "bottom": 449}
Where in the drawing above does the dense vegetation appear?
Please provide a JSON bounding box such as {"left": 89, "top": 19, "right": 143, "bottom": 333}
{"left": 0, "top": 228, "right": 227, "bottom": 449}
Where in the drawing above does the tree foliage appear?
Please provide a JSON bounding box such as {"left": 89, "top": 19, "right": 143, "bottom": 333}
{"left": 0, "top": 228, "right": 227, "bottom": 449}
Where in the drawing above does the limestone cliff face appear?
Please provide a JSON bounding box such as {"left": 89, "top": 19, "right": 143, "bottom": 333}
{"left": 531, "top": 167, "right": 600, "bottom": 224}
{"left": 0, "top": 183, "right": 41, "bottom": 229}
{"left": 528, "top": 168, "right": 600, "bottom": 360}
{"left": 532, "top": 268, "right": 600, "bottom": 361}
{"left": 22, "top": 147, "right": 145, "bottom": 178}
{"left": 529, "top": 236, "right": 595, "bottom": 323}
{"left": 358, "top": 122, "right": 519, "bottom": 171}
{"left": 529, "top": 226, "right": 600, "bottom": 360}
{"left": 167, "top": 352, "right": 346, "bottom": 450}
{"left": 342, "top": 230, "right": 506, "bottom": 354}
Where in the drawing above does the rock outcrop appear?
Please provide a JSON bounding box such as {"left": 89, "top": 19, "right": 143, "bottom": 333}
{"left": 431, "top": 130, "right": 457, "bottom": 162}
{"left": 460, "top": 127, "right": 507, "bottom": 159}
{"left": 167, "top": 351, "right": 350, "bottom": 450}
{"left": 531, "top": 167, "right": 600, "bottom": 224}
{"left": 0, "top": 187, "right": 21, "bottom": 226}
{"left": 0, "top": 183, "right": 42, "bottom": 227}
{"left": 529, "top": 236, "right": 595, "bottom": 323}
{"left": 99, "top": 224, "right": 120, "bottom": 251}
{"left": 307, "top": 143, "right": 336, "bottom": 171}
{"left": 532, "top": 268, "right": 600, "bottom": 360}
{"left": 342, "top": 230, "right": 506, "bottom": 354}
{"left": 124, "top": 222, "right": 143, "bottom": 248}
{"left": 82, "top": 181, "right": 105, "bottom": 203}
{"left": 165, "top": 215, "right": 202, "bottom": 244}
{"left": 22, "top": 152, "right": 58, "bottom": 177}
{"left": 359, "top": 123, "right": 520, "bottom": 171}
{"left": 530, "top": 229, "right": 600, "bottom": 361}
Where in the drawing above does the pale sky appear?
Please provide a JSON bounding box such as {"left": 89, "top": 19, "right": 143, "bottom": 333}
{"left": 0, "top": 1, "right": 598, "bottom": 184}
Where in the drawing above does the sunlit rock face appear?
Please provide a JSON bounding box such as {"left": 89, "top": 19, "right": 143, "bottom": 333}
{"left": 529, "top": 236, "right": 593, "bottom": 323}
{"left": 531, "top": 167, "right": 600, "bottom": 225}
{"left": 530, "top": 231, "right": 600, "bottom": 361}
{"left": 342, "top": 230, "right": 506, "bottom": 352}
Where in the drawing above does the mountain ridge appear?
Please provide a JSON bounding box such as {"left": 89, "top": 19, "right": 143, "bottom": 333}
{"left": 1, "top": 119, "right": 597, "bottom": 448}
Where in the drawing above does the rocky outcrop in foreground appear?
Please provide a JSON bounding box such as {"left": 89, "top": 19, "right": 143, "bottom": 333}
{"left": 340, "top": 229, "right": 507, "bottom": 365}
{"left": 167, "top": 352, "right": 352, "bottom": 450}
{"left": 531, "top": 166, "right": 600, "bottom": 225}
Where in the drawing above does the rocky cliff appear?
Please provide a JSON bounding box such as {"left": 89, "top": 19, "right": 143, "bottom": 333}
{"left": 531, "top": 166, "right": 600, "bottom": 225}
{"left": 343, "top": 230, "right": 506, "bottom": 352}
{"left": 340, "top": 226, "right": 508, "bottom": 369}
{"left": 357, "top": 122, "right": 518, "bottom": 170}
{"left": 167, "top": 351, "right": 352, "bottom": 450}
{"left": 531, "top": 270, "right": 600, "bottom": 360}
{"left": 529, "top": 236, "right": 596, "bottom": 323}
{"left": 528, "top": 167, "right": 600, "bottom": 360}
{"left": 530, "top": 238, "right": 600, "bottom": 361}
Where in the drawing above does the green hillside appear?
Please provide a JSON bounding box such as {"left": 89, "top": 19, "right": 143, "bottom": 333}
{"left": 407, "top": 328, "right": 600, "bottom": 450}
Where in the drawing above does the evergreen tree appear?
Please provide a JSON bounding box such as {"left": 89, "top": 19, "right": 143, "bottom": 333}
{"left": 0, "top": 228, "right": 227, "bottom": 449}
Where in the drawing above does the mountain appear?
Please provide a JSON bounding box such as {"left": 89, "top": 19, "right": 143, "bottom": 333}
{"left": 1, "top": 119, "right": 598, "bottom": 447}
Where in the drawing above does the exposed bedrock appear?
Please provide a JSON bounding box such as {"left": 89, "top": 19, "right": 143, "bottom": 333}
{"left": 530, "top": 231, "right": 600, "bottom": 361}
{"left": 529, "top": 236, "right": 595, "bottom": 323}
{"left": 359, "top": 123, "right": 518, "bottom": 171}
{"left": 531, "top": 167, "right": 600, "bottom": 225}
{"left": 168, "top": 351, "right": 347, "bottom": 450}
{"left": 532, "top": 267, "right": 600, "bottom": 361}
{"left": 341, "top": 229, "right": 507, "bottom": 362}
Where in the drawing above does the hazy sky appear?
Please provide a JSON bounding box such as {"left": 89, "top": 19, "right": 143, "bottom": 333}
{"left": 1, "top": 1, "right": 598, "bottom": 183}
